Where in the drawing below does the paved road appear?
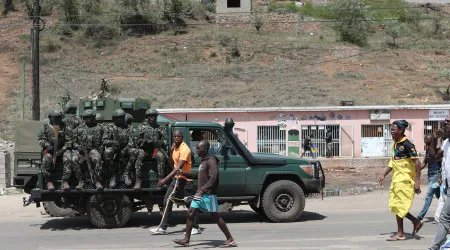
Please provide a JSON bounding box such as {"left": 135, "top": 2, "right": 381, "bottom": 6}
{"left": 0, "top": 190, "right": 443, "bottom": 249}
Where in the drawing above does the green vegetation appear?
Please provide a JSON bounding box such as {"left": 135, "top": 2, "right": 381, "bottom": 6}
{"left": 330, "top": 0, "right": 372, "bottom": 46}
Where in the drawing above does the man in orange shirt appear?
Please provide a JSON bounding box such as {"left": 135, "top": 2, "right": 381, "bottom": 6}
{"left": 150, "top": 129, "right": 200, "bottom": 235}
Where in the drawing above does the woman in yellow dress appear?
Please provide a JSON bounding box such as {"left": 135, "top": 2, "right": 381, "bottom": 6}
{"left": 378, "top": 120, "right": 423, "bottom": 241}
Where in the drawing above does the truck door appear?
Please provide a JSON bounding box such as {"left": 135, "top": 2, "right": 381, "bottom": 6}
{"left": 190, "top": 128, "right": 246, "bottom": 196}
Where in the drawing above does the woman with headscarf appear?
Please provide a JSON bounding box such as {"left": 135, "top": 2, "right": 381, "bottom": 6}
{"left": 378, "top": 120, "right": 423, "bottom": 241}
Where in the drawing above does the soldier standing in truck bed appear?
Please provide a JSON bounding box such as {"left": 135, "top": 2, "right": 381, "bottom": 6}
{"left": 122, "top": 114, "right": 145, "bottom": 190}
{"left": 62, "top": 102, "right": 81, "bottom": 138}
{"left": 38, "top": 110, "right": 68, "bottom": 191}
{"left": 102, "top": 109, "right": 129, "bottom": 188}
{"left": 72, "top": 110, "right": 104, "bottom": 190}
{"left": 139, "top": 109, "right": 168, "bottom": 180}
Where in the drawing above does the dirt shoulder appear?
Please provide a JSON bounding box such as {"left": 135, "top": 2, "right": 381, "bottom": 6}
{"left": 323, "top": 165, "right": 431, "bottom": 196}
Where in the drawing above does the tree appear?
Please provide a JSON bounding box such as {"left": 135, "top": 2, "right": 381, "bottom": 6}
{"left": 252, "top": 12, "right": 264, "bottom": 34}
{"left": 331, "top": 0, "right": 372, "bottom": 46}
{"left": 3, "top": 0, "right": 14, "bottom": 16}
{"left": 384, "top": 19, "right": 407, "bottom": 47}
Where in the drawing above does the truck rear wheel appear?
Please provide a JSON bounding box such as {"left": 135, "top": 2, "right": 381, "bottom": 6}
{"left": 87, "top": 194, "right": 133, "bottom": 228}
{"left": 261, "top": 180, "right": 305, "bottom": 223}
{"left": 43, "top": 201, "right": 78, "bottom": 217}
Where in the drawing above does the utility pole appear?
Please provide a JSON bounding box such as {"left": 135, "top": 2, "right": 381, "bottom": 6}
{"left": 31, "top": 0, "right": 41, "bottom": 120}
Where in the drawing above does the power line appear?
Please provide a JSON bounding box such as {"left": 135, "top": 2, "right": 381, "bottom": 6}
{"left": 3, "top": 11, "right": 449, "bottom": 29}
{"left": 37, "top": 31, "right": 450, "bottom": 47}
{"left": 41, "top": 69, "right": 80, "bottom": 98}
{"left": 22, "top": 4, "right": 450, "bottom": 19}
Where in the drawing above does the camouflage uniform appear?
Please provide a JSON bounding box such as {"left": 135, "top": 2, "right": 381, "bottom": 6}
{"left": 102, "top": 109, "right": 129, "bottom": 188}
{"left": 37, "top": 110, "right": 70, "bottom": 190}
{"left": 139, "top": 109, "right": 168, "bottom": 179}
{"left": 73, "top": 110, "right": 104, "bottom": 190}
{"left": 123, "top": 114, "right": 145, "bottom": 189}
{"left": 95, "top": 113, "right": 105, "bottom": 132}
{"left": 62, "top": 102, "right": 81, "bottom": 139}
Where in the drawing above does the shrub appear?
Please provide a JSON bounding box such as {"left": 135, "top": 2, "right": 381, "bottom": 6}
{"left": 298, "top": 1, "right": 335, "bottom": 19}
{"left": 41, "top": 38, "right": 62, "bottom": 53}
{"left": 440, "top": 69, "right": 450, "bottom": 81}
{"left": 384, "top": 19, "right": 408, "bottom": 47}
{"left": 268, "top": 1, "right": 299, "bottom": 14}
{"left": 252, "top": 12, "right": 263, "bottom": 34}
{"left": 331, "top": 0, "right": 372, "bottom": 46}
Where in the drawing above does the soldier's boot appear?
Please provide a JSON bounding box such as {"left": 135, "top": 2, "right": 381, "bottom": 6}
{"left": 46, "top": 178, "right": 55, "bottom": 191}
{"left": 76, "top": 181, "right": 85, "bottom": 191}
{"left": 62, "top": 180, "right": 70, "bottom": 191}
{"left": 123, "top": 172, "right": 132, "bottom": 186}
{"left": 95, "top": 181, "right": 104, "bottom": 191}
{"left": 75, "top": 168, "right": 84, "bottom": 191}
{"left": 109, "top": 175, "right": 117, "bottom": 189}
{"left": 133, "top": 178, "right": 141, "bottom": 190}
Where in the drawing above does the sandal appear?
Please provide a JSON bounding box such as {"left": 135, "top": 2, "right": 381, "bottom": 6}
{"left": 412, "top": 221, "right": 424, "bottom": 236}
{"left": 386, "top": 236, "right": 406, "bottom": 241}
{"left": 219, "top": 240, "right": 238, "bottom": 248}
{"left": 173, "top": 239, "right": 190, "bottom": 247}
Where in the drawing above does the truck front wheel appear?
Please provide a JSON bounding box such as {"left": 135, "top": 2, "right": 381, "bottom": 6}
{"left": 261, "top": 180, "right": 305, "bottom": 222}
{"left": 87, "top": 194, "right": 133, "bottom": 228}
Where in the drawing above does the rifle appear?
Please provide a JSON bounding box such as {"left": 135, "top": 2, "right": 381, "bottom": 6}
{"left": 52, "top": 124, "right": 60, "bottom": 165}
{"left": 113, "top": 126, "right": 120, "bottom": 159}
{"left": 81, "top": 135, "right": 95, "bottom": 184}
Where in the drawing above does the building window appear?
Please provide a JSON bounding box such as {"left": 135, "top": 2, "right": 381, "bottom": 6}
{"left": 227, "top": 0, "right": 240, "bottom": 8}
{"left": 257, "top": 126, "right": 286, "bottom": 155}
{"left": 424, "top": 120, "right": 441, "bottom": 136}
{"left": 301, "top": 125, "right": 339, "bottom": 157}
{"left": 361, "top": 124, "right": 392, "bottom": 157}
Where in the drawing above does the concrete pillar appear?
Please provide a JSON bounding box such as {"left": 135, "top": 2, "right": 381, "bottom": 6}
{"left": 0, "top": 151, "right": 11, "bottom": 189}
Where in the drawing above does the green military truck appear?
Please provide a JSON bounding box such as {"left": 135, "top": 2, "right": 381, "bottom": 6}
{"left": 15, "top": 99, "right": 325, "bottom": 228}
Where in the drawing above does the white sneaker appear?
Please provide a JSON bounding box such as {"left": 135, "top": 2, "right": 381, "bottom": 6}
{"left": 184, "top": 228, "right": 202, "bottom": 235}
{"left": 150, "top": 227, "right": 167, "bottom": 235}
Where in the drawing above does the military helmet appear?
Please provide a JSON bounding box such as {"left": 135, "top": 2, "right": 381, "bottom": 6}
{"left": 82, "top": 109, "right": 96, "bottom": 117}
{"left": 49, "top": 109, "right": 64, "bottom": 117}
{"left": 95, "top": 113, "right": 104, "bottom": 121}
{"left": 125, "top": 113, "right": 133, "bottom": 123}
{"left": 64, "top": 102, "right": 77, "bottom": 112}
{"left": 112, "top": 109, "right": 126, "bottom": 117}
{"left": 145, "top": 108, "right": 159, "bottom": 116}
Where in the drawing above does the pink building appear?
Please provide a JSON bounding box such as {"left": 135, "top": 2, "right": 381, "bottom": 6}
{"left": 160, "top": 104, "right": 450, "bottom": 158}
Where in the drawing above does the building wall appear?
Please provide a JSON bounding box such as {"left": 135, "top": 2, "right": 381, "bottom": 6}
{"left": 162, "top": 106, "right": 449, "bottom": 158}
{"left": 0, "top": 151, "right": 11, "bottom": 189}
{"left": 216, "top": 0, "right": 252, "bottom": 14}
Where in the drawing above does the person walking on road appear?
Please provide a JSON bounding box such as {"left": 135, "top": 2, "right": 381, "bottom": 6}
{"left": 428, "top": 116, "right": 450, "bottom": 250}
{"left": 149, "top": 129, "right": 201, "bottom": 235}
{"left": 378, "top": 120, "right": 423, "bottom": 241}
{"left": 173, "top": 140, "right": 237, "bottom": 248}
{"left": 417, "top": 134, "right": 442, "bottom": 221}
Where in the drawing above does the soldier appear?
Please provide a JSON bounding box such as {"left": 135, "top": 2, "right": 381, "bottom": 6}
{"left": 63, "top": 102, "right": 81, "bottom": 137}
{"left": 139, "top": 109, "right": 168, "bottom": 181}
{"left": 95, "top": 113, "right": 105, "bottom": 127}
{"left": 38, "top": 110, "right": 66, "bottom": 191}
{"left": 123, "top": 114, "right": 145, "bottom": 190}
{"left": 73, "top": 110, "right": 104, "bottom": 190}
{"left": 102, "top": 109, "right": 129, "bottom": 188}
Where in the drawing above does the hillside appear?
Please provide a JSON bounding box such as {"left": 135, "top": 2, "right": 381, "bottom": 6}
{"left": 0, "top": 0, "right": 449, "bottom": 140}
